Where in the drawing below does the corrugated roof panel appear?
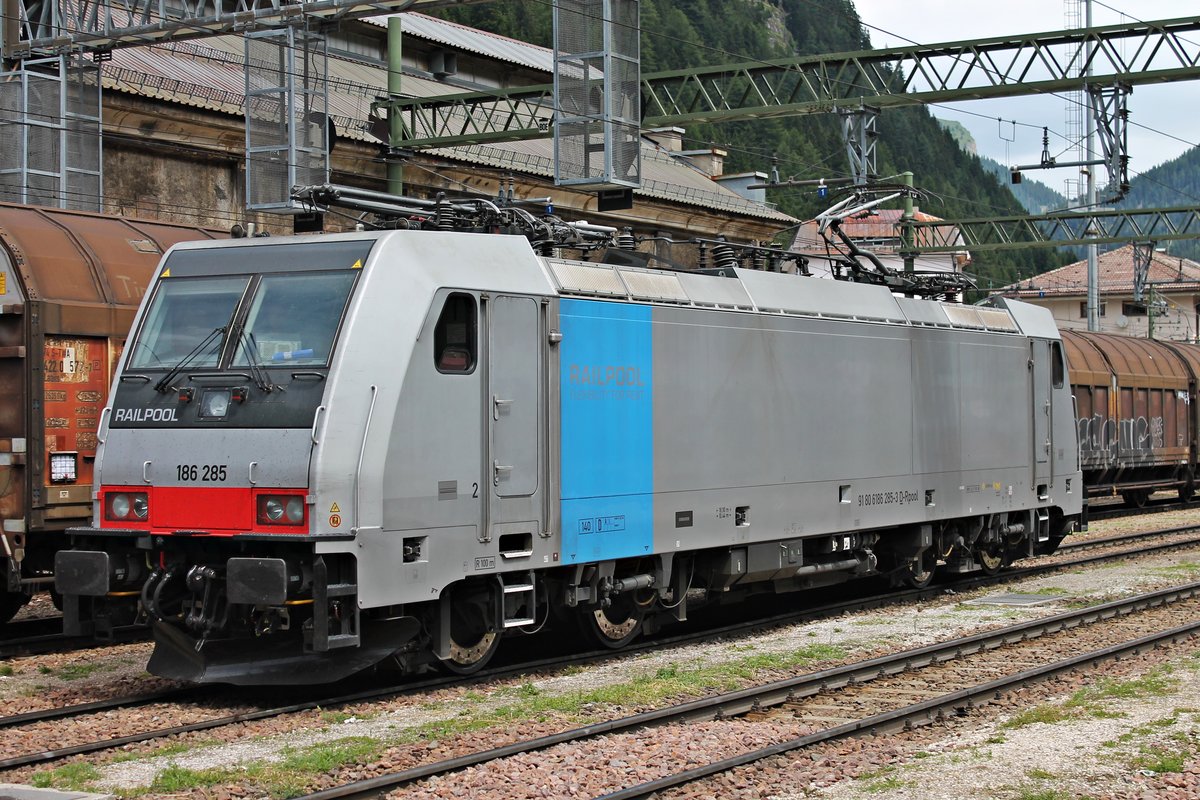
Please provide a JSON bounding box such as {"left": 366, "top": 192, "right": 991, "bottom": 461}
{"left": 944, "top": 305, "right": 986, "bottom": 329}
{"left": 737, "top": 269, "right": 907, "bottom": 322}
{"left": 618, "top": 269, "right": 689, "bottom": 303}
{"left": 675, "top": 272, "right": 754, "bottom": 310}
{"left": 378, "top": 13, "right": 557, "bottom": 73}
{"left": 896, "top": 296, "right": 951, "bottom": 327}
{"left": 549, "top": 260, "right": 627, "bottom": 298}
{"left": 976, "top": 307, "right": 1019, "bottom": 332}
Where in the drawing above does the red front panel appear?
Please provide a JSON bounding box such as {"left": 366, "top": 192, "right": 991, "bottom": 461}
{"left": 100, "top": 486, "right": 309, "bottom": 534}
{"left": 154, "top": 486, "right": 253, "bottom": 531}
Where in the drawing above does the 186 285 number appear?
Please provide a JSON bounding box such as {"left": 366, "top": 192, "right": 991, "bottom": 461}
{"left": 177, "top": 464, "right": 227, "bottom": 482}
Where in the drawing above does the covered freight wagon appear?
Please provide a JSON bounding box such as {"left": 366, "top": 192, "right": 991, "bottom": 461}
{"left": 0, "top": 203, "right": 223, "bottom": 621}
{"left": 1063, "top": 330, "right": 1199, "bottom": 505}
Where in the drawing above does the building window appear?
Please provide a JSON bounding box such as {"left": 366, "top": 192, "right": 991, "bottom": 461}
{"left": 1122, "top": 301, "right": 1147, "bottom": 316}
{"left": 1079, "top": 302, "right": 1106, "bottom": 318}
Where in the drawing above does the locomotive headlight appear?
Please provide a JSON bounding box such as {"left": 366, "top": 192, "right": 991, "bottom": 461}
{"left": 106, "top": 492, "right": 149, "bottom": 522}
{"left": 256, "top": 492, "right": 307, "bottom": 529}
{"left": 110, "top": 493, "right": 131, "bottom": 519}
{"left": 199, "top": 389, "right": 232, "bottom": 419}
{"left": 264, "top": 498, "right": 285, "bottom": 522}
{"left": 285, "top": 497, "right": 304, "bottom": 524}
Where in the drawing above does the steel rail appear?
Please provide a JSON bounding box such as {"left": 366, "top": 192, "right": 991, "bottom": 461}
{"left": 1088, "top": 499, "right": 1194, "bottom": 522}
{"left": 290, "top": 580, "right": 1200, "bottom": 800}
{"left": 1057, "top": 524, "right": 1200, "bottom": 552}
{"left": 0, "top": 686, "right": 204, "bottom": 730}
{"left": 600, "top": 613, "right": 1200, "bottom": 799}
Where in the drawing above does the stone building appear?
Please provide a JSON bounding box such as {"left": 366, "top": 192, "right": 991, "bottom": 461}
{"left": 31, "top": 12, "right": 795, "bottom": 257}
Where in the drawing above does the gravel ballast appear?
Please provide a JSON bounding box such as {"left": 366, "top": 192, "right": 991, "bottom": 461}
{"left": 2, "top": 510, "right": 1199, "bottom": 798}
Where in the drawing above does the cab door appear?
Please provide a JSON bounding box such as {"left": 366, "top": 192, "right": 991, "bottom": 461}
{"left": 1032, "top": 339, "right": 1053, "bottom": 489}
{"left": 486, "top": 295, "right": 542, "bottom": 535}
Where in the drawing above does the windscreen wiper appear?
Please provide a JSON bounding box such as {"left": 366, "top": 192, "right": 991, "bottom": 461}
{"left": 153, "top": 327, "right": 227, "bottom": 393}
{"left": 234, "top": 327, "right": 277, "bottom": 394}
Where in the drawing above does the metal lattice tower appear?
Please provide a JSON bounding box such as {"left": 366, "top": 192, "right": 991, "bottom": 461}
{"left": 1063, "top": 0, "right": 1085, "bottom": 202}
{"left": 0, "top": 56, "right": 102, "bottom": 211}
{"left": 1132, "top": 240, "right": 1154, "bottom": 303}
{"left": 553, "top": 0, "right": 641, "bottom": 189}
{"left": 839, "top": 104, "right": 878, "bottom": 186}
{"left": 244, "top": 26, "right": 329, "bottom": 212}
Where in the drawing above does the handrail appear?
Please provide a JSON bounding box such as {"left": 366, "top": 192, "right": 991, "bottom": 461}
{"left": 353, "top": 385, "right": 379, "bottom": 534}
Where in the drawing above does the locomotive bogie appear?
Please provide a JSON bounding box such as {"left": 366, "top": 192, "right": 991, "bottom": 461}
{"left": 55, "top": 230, "right": 1084, "bottom": 684}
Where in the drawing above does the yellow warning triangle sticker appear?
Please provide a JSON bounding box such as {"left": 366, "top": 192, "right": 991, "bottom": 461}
{"left": 351, "top": 259, "right": 362, "bottom": 269}
{"left": 330, "top": 502, "right": 341, "bottom": 513}
{"left": 161, "top": 268, "right": 171, "bottom": 278}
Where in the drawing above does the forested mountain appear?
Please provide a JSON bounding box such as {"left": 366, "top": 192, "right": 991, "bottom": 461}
{"left": 1122, "top": 147, "right": 1200, "bottom": 262}
{"left": 937, "top": 119, "right": 1200, "bottom": 264}
{"left": 433, "top": 0, "right": 1070, "bottom": 286}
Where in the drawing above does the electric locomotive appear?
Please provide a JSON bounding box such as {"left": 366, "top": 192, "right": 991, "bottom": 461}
{"left": 56, "top": 190, "right": 1084, "bottom": 684}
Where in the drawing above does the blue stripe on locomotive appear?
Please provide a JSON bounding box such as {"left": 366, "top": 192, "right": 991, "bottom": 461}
{"left": 559, "top": 298, "right": 653, "bottom": 564}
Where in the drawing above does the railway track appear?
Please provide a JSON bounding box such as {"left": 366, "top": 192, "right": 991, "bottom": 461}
{"left": 1085, "top": 495, "right": 1196, "bottom": 521}
{"left": 0, "top": 625, "right": 146, "bottom": 659}
{"left": 0, "top": 615, "right": 62, "bottom": 640}
{"left": 292, "top": 581, "right": 1200, "bottom": 800}
{"left": 4, "top": 520, "right": 1200, "bottom": 780}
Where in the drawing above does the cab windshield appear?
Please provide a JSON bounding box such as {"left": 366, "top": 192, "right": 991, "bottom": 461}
{"left": 128, "top": 276, "right": 249, "bottom": 369}
{"left": 128, "top": 271, "right": 357, "bottom": 370}
{"left": 232, "top": 272, "right": 357, "bottom": 367}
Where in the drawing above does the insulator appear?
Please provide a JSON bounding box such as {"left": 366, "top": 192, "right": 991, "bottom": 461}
{"left": 697, "top": 240, "right": 709, "bottom": 269}
{"left": 540, "top": 243, "right": 556, "bottom": 258}
{"left": 713, "top": 242, "right": 738, "bottom": 270}
{"left": 616, "top": 227, "right": 636, "bottom": 250}
{"left": 752, "top": 249, "right": 766, "bottom": 270}
{"left": 436, "top": 203, "right": 456, "bottom": 231}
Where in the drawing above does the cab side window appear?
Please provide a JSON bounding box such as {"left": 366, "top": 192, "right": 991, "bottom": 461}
{"left": 434, "top": 293, "right": 477, "bottom": 374}
{"left": 1051, "top": 341, "right": 1065, "bottom": 389}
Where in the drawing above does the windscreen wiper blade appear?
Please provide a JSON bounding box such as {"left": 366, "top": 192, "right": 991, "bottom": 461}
{"left": 236, "top": 328, "right": 276, "bottom": 393}
{"left": 153, "top": 327, "right": 227, "bottom": 393}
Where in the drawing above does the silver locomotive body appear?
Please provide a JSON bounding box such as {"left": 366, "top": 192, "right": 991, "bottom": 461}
{"left": 57, "top": 230, "right": 1082, "bottom": 684}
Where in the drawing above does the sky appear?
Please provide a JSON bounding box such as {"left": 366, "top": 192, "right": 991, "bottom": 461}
{"left": 852, "top": 0, "right": 1200, "bottom": 196}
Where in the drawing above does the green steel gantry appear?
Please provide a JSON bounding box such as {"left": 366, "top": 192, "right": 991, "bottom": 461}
{"left": 911, "top": 205, "right": 1200, "bottom": 254}
{"left": 384, "top": 15, "right": 1200, "bottom": 148}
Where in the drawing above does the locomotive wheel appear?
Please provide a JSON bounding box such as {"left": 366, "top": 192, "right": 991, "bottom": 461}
{"left": 578, "top": 595, "right": 645, "bottom": 649}
{"left": 1180, "top": 485, "right": 1196, "bottom": 503}
{"left": 441, "top": 603, "right": 501, "bottom": 675}
{"left": 975, "top": 544, "right": 1006, "bottom": 576}
{"left": 0, "top": 590, "right": 29, "bottom": 625}
{"left": 901, "top": 551, "right": 937, "bottom": 589}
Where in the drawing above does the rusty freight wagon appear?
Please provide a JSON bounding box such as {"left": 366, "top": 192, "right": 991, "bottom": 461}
{"left": 1062, "top": 330, "right": 1200, "bottom": 506}
{"left": 0, "top": 203, "right": 222, "bottom": 622}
